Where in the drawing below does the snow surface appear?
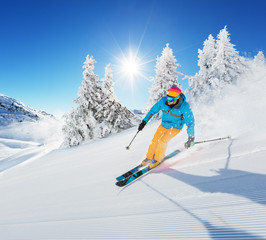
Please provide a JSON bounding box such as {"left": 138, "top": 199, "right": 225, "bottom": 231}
{"left": 0, "top": 67, "right": 266, "bottom": 239}
{"left": 0, "top": 117, "right": 266, "bottom": 239}
{"left": 0, "top": 119, "right": 63, "bottom": 171}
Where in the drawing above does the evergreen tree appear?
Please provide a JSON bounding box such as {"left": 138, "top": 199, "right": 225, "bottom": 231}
{"left": 63, "top": 57, "right": 138, "bottom": 147}
{"left": 144, "top": 43, "right": 183, "bottom": 114}
{"left": 213, "top": 26, "right": 247, "bottom": 85}
{"left": 94, "top": 64, "right": 136, "bottom": 138}
{"left": 102, "top": 64, "right": 115, "bottom": 96}
{"left": 253, "top": 51, "right": 265, "bottom": 67}
{"left": 187, "top": 26, "right": 248, "bottom": 105}
{"left": 62, "top": 55, "right": 102, "bottom": 147}
{"left": 186, "top": 34, "right": 217, "bottom": 105}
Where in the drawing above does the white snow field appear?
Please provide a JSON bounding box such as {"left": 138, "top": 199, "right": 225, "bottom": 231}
{"left": 1, "top": 67, "right": 266, "bottom": 239}
{"left": 0, "top": 118, "right": 266, "bottom": 239}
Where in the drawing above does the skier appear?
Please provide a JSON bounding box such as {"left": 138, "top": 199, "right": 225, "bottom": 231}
{"left": 138, "top": 85, "right": 195, "bottom": 168}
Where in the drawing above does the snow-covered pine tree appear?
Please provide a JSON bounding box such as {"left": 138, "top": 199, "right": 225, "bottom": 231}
{"left": 253, "top": 51, "right": 265, "bottom": 67}
{"left": 213, "top": 26, "right": 247, "bottom": 85}
{"left": 144, "top": 43, "right": 183, "bottom": 114}
{"left": 187, "top": 26, "right": 248, "bottom": 105}
{"left": 102, "top": 64, "right": 115, "bottom": 96}
{"left": 62, "top": 107, "right": 96, "bottom": 147}
{"left": 94, "top": 64, "right": 136, "bottom": 138}
{"left": 62, "top": 55, "right": 139, "bottom": 147}
{"left": 62, "top": 55, "right": 102, "bottom": 147}
{"left": 186, "top": 34, "right": 217, "bottom": 105}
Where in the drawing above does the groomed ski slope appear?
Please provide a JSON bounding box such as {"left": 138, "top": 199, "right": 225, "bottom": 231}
{"left": 0, "top": 120, "right": 266, "bottom": 240}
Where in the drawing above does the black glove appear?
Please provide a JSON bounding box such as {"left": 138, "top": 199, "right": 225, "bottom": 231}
{"left": 138, "top": 120, "right": 147, "bottom": 131}
{"left": 185, "top": 137, "right": 195, "bottom": 149}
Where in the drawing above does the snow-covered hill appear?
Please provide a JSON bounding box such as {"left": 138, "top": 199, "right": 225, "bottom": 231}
{"left": 0, "top": 115, "right": 63, "bottom": 165}
{"left": 0, "top": 66, "right": 266, "bottom": 239}
{"left": 0, "top": 121, "right": 266, "bottom": 239}
{"left": 0, "top": 93, "right": 54, "bottom": 126}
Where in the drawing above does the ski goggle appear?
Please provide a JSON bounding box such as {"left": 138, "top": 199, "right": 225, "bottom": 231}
{"left": 167, "top": 95, "right": 180, "bottom": 102}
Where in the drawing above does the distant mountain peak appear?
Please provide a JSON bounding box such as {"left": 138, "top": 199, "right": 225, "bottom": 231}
{"left": 0, "top": 93, "right": 54, "bottom": 126}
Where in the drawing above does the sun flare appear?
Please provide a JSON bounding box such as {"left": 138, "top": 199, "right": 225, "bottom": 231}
{"left": 121, "top": 56, "right": 140, "bottom": 77}
{"left": 112, "top": 46, "right": 155, "bottom": 90}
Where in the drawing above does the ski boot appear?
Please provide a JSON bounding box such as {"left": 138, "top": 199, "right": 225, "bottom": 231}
{"left": 149, "top": 159, "right": 161, "bottom": 168}
{"left": 141, "top": 158, "right": 152, "bottom": 166}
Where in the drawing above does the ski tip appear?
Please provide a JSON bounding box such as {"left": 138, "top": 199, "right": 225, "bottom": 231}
{"left": 116, "top": 181, "right": 126, "bottom": 187}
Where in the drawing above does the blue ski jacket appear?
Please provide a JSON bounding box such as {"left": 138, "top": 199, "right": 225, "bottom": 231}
{"left": 143, "top": 93, "right": 195, "bottom": 138}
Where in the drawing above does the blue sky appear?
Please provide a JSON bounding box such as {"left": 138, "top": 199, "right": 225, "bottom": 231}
{"left": 1, "top": 0, "right": 266, "bottom": 117}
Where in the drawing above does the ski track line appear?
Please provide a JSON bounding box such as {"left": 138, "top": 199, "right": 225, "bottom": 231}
{"left": 1, "top": 200, "right": 265, "bottom": 226}
{"left": 3, "top": 216, "right": 264, "bottom": 240}
{"left": 1, "top": 206, "right": 266, "bottom": 240}
{"left": 1, "top": 195, "right": 265, "bottom": 227}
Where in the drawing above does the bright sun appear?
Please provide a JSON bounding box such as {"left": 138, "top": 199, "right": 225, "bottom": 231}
{"left": 113, "top": 46, "right": 154, "bottom": 89}
{"left": 121, "top": 53, "right": 140, "bottom": 77}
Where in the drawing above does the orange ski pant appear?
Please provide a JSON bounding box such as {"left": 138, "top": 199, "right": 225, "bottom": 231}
{"left": 146, "top": 124, "right": 181, "bottom": 162}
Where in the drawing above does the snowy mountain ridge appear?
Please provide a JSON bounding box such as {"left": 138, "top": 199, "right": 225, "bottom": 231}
{"left": 0, "top": 93, "right": 54, "bottom": 126}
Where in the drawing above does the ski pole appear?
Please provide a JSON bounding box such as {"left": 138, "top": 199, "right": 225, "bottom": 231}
{"left": 194, "top": 136, "right": 231, "bottom": 145}
{"left": 126, "top": 131, "right": 140, "bottom": 150}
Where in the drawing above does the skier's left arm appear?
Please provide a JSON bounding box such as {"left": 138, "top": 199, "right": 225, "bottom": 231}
{"left": 183, "top": 103, "right": 195, "bottom": 148}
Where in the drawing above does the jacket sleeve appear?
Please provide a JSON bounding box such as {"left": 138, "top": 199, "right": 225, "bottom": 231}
{"left": 183, "top": 103, "right": 195, "bottom": 138}
{"left": 143, "top": 98, "right": 164, "bottom": 123}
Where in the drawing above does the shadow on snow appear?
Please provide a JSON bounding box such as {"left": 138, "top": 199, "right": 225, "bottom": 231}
{"left": 0, "top": 149, "right": 42, "bottom": 173}
{"left": 139, "top": 139, "right": 266, "bottom": 239}
{"left": 163, "top": 139, "right": 266, "bottom": 206}
{"left": 141, "top": 180, "right": 265, "bottom": 240}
